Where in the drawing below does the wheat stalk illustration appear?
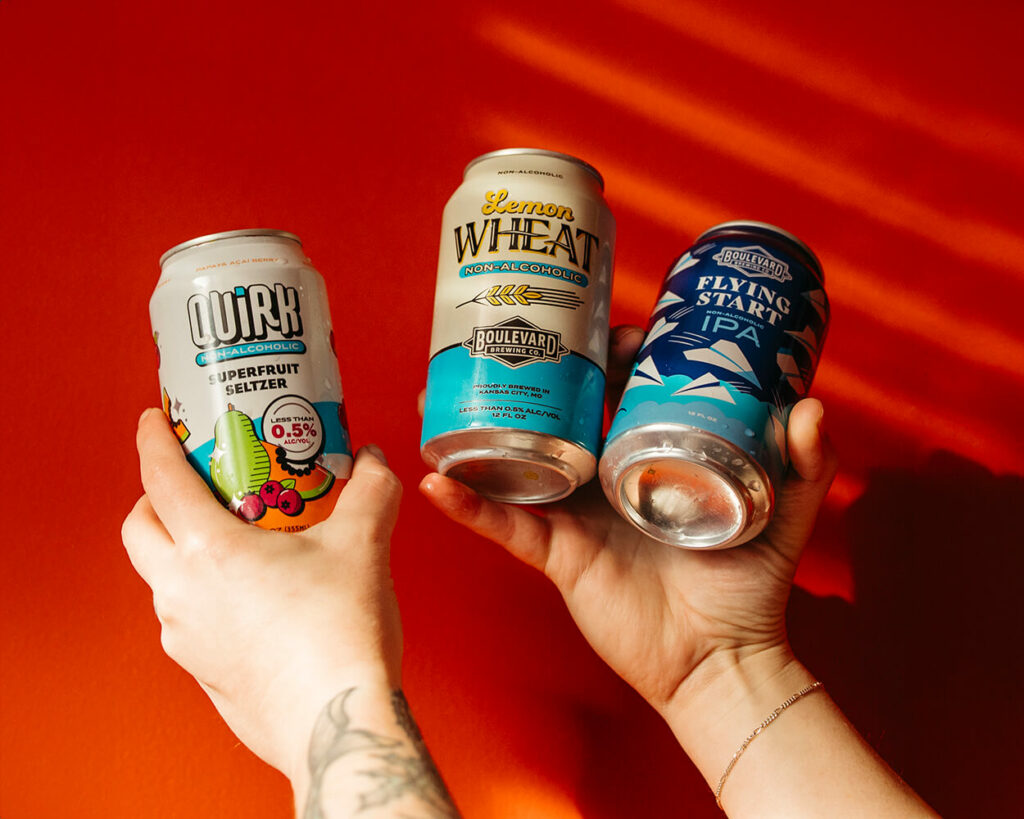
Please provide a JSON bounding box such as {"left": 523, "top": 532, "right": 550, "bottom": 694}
{"left": 457, "top": 284, "right": 584, "bottom": 310}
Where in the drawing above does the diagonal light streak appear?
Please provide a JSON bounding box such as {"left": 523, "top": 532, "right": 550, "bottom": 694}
{"left": 814, "top": 360, "right": 1022, "bottom": 474}
{"left": 478, "top": 17, "right": 1024, "bottom": 274}
{"left": 482, "top": 113, "right": 1024, "bottom": 385}
{"left": 826, "top": 472, "right": 868, "bottom": 508}
{"left": 482, "top": 118, "right": 1022, "bottom": 471}
{"left": 615, "top": 0, "right": 1024, "bottom": 173}
{"left": 823, "top": 265, "right": 1024, "bottom": 382}
{"left": 610, "top": 265, "right": 660, "bottom": 317}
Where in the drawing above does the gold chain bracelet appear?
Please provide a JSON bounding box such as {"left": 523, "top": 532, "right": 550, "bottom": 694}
{"left": 714, "top": 681, "right": 825, "bottom": 809}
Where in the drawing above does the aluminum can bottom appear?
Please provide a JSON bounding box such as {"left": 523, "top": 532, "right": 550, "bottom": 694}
{"left": 422, "top": 428, "right": 596, "bottom": 504}
{"left": 599, "top": 423, "right": 773, "bottom": 549}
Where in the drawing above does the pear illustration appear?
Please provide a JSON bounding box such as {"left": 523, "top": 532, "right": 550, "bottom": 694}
{"left": 209, "top": 406, "right": 272, "bottom": 504}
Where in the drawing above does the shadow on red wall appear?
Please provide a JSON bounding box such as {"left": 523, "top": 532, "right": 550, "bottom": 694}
{"left": 450, "top": 453, "right": 1024, "bottom": 818}
{"left": 791, "top": 452, "right": 1024, "bottom": 817}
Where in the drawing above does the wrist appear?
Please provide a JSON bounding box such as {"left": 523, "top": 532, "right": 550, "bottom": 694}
{"left": 275, "top": 665, "right": 399, "bottom": 786}
{"left": 656, "top": 642, "right": 815, "bottom": 788}
{"left": 656, "top": 644, "right": 939, "bottom": 817}
{"left": 287, "top": 683, "right": 459, "bottom": 818}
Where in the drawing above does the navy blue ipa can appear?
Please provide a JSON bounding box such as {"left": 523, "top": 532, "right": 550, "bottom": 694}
{"left": 599, "top": 222, "right": 829, "bottom": 549}
{"left": 421, "top": 149, "right": 615, "bottom": 503}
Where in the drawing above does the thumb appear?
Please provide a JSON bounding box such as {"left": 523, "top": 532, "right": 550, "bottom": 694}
{"left": 762, "top": 398, "right": 838, "bottom": 562}
{"left": 321, "top": 445, "right": 403, "bottom": 544}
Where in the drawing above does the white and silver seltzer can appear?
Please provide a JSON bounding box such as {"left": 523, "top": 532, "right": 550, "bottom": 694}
{"left": 151, "top": 229, "right": 353, "bottom": 531}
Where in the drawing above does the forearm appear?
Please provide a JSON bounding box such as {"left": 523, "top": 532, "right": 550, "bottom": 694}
{"left": 290, "top": 685, "right": 460, "bottom": 819}
{"left": 658, "top": 646, "right": 938, "bottom": 818}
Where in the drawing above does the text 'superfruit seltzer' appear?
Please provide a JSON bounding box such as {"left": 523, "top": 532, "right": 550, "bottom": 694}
{"left": 421, "top": 149, "right": 616, "bottom": 503}
{"left": 151, "top": 230, "right": 353, "bottom": 531}
{"left": 600, "top": 222, "right": 829, "bottom": 549}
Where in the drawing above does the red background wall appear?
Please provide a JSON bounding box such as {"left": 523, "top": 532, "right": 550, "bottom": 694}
{"left": 2, "top": 1, "right": 1022, "bottom": 816}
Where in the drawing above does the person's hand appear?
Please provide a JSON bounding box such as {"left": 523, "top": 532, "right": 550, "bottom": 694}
{"left": 419, "top": 325, "right": 838, "bottom": 716}
{"left": 122, "top": 408, "right": 403, "bottom": 783}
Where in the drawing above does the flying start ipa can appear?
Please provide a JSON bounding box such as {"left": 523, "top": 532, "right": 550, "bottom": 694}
{"left": 421, "top": 149, "right": 615, "bottom": 503}
{"left": 151, "top": 229, "right": 353, "bottom": 531}
{"left": 600, "top": 221, "right": 829, "bottom": 549}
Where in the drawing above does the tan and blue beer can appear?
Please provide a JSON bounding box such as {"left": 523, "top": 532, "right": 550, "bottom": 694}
{"left": 421, "top": 149, "right": 616, "bottom": 503}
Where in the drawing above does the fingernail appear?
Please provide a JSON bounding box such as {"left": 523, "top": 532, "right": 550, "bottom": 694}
{"left": 362, "top": 444, "right": 388, "bottom": 465}
{"left": 138, "top": 407, "right": 158, "bottom": 426}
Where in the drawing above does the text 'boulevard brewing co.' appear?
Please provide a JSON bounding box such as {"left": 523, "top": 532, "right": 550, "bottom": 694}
{"left": 421, "top": 149, "right": 616, "bottom": 503}
{"left": 600, "top": 222, "right": 829, "bottom": 549}
{"left": 151, "top": 230, "right": 353, "bottom": 531}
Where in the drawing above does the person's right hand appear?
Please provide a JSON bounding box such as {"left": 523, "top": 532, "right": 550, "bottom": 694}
{"left": 122, "top": 409, "right": 405, "bottom": 784}
{"left": 419, "top": 325, "right": 838, "bottom": 717}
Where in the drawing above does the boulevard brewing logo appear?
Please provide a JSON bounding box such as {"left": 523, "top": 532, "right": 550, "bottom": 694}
{"left": 712, "top": 245, "right": 792, "bottom": 283}
{"left": 463, "top": 316, "right": 568, "bottom": 368}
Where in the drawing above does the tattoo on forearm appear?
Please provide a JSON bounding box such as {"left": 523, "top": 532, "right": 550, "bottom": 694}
{"left": 303, "top": 687, "right": 460, "bottom": 818}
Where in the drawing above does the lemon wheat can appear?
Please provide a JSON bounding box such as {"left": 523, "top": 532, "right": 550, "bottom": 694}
{"left": 151, "top": 230, "right": 353, "bottom": 530}
{"left": 600, "top": 222, "right": 829, "bottom": 549}
{"left": 421, "top": 149, "right": 615, "bottom": 502}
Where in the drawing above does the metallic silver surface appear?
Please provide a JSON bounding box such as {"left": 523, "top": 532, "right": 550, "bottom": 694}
{"left": 423, "top": 428, "right": 596, "bottom": 504}
{"left": 159, "top": 228, "right": 302, "bottom": 267}
{"left": 462, "top": 148, "right": 604, "bottom": 189}
{"left": 600, "top": 424, "right": 773, "bottom": 549}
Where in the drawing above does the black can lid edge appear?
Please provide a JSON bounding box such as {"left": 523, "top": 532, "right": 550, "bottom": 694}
{"left": 695, "top": 220, "right": 824, "bottom": 283}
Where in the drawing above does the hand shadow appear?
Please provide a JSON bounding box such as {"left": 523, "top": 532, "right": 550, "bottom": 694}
{"left": 790, "top": 451, "right": 1024, "bottom": 818}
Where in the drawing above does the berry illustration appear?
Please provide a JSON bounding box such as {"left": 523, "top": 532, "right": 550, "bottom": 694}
{"left": 236, "top": 493, "right": 266, "bottom": 522}
{"left": 259, "top": 480, "right": 284, "bottom": 508}
{"left": 277, "top": 488, "right": 305, "bottom": 517}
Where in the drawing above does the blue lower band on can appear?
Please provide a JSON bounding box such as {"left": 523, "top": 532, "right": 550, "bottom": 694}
{"left": 421, "top": 346, "right": 605, "bottom": 454}
{"left": 607, "top": 375, "right": 787, "bottom": 482}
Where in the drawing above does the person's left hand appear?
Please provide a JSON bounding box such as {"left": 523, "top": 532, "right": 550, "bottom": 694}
{"left": 122, "top": 408, "right": 404, "bottom": 782}
{"left": 418, "top": 326, "right": 837, "bottom": 717}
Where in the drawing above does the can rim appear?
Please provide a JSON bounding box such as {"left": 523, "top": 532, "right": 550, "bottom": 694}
{"left": 599, "top": 422, "right": 773, "bottom": 550}
{"left": 615, "top": 457, "right": 747, "bottom": 549}
{"left": 695, "top": 221, "right": 824, "bottom": 283}
{"left": 463, "top": 148, "right": 604, "bottom": 190}
{"left": 159, "top": 229, "right": 303, "bottom": 268}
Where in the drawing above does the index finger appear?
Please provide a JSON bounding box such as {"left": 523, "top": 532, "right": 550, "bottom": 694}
{"left": 322, "top": 444, "right": 404, "bottom": 545}
{"left": 121, "top": 493, "right": 173, "bottom": 586}
{"left": 136, "top": 408, "right": 235, "bottom": 538}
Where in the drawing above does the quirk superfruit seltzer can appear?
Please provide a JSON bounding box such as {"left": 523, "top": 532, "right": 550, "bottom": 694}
{"left": 421, "top": 149, "right": 615, "bottom": 503}
{"left": 600, "top": 221, "right": 829, "bottom": 549}
{"left": 151, "top": 229, "right": 353, "bottom": 531}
